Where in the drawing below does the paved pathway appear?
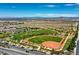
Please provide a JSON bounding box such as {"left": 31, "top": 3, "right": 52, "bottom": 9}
{"left": 75, "top": 31, "right": 79, "bottom": 55}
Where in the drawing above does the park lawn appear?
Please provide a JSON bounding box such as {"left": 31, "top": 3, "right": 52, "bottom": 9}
{"left": 12, "top": 32, "right": 27, "bottom": 42}
{"left": 0, "top": 32, "right": 4, "bottom": 38}
{"left": 12, "top": 29, "right": 54, "bottom": 41}
{"left": 0, "top": 32, "right": 12, "bottom": 38}
{"left": 29, "top": 35, "right": 62, "bottom": 44}
{"left": 0, "top": 32, "right": 7, "bottom": 38}
{"left": 27, "top": 29, "right": 54, "bottom": 35}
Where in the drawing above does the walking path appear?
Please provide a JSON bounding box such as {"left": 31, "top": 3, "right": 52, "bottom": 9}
{"left": 55, "top": 32, "right": 73, "bottom": 51}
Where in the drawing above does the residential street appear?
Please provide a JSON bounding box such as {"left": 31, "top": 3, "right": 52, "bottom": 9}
{"left": 0, "top": 39, "right": 46, "bottom": 55}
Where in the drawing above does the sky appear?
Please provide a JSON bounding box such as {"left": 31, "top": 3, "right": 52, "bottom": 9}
{"left": 0, "top": 3, "right": 79, "bottom": 17}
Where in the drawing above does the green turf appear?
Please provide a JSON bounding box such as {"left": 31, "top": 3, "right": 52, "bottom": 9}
{"left": 0, "top": 32, "right": 8, "bottom": 38}
{"left": 29, "top": 35, "right": 62, "bottom": 44}
{"left": 27, "top": 29, "right": 53, "bottom": 35}
{"left": 12, "top": 29, "right": 54, "bottom": 41}
{"left": 63, "top": 38, "right": 72, "bottom": 50}
{"left": 63, "top": 32, "right": 77, "bottom": 50}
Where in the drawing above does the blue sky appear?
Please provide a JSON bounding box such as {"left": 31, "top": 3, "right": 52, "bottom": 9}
{"left": 0, "top": 3, "right": 79, "bottom": 17}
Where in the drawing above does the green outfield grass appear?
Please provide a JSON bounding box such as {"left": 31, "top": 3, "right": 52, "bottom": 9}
{"left": 29, "top": 35, "right": 62, "bottom": 44}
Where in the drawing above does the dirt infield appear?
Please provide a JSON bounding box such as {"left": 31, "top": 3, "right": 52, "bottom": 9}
{"left": 42, "top": 41, "right": 60, "bottom": 49}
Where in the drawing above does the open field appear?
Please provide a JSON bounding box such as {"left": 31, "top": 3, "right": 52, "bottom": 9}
{"left": 29, "top": 36, "right": 62, "bottom": 44}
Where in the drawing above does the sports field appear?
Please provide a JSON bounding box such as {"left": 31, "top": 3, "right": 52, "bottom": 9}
{"left": 29, "top": 35, "right": 62, "bottom": 44}
{"left": 42, "top": 41, "right": 60, "bottom": 49}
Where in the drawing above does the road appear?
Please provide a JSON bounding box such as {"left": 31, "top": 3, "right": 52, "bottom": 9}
{"left": 74, "top": 31, "right": 79, "bottom": 55}
{"left": 0, "top": 47, "right": 29, "bottom": 55}
{"left": 0, "top": 39, "right": 46, "bottom": 55}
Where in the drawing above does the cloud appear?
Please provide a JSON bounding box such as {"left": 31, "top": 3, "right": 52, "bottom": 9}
{"left": 31, "top": 13, "right": 78, "bottom": 17}
{"left": 45, "top": 5, "right": 55, "bottom": 7}
{"left": 65, "top": 4, "right": 75, "bottom": 6}
{"left": 75, "top": 3, "right": 79, "bottom": 5}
